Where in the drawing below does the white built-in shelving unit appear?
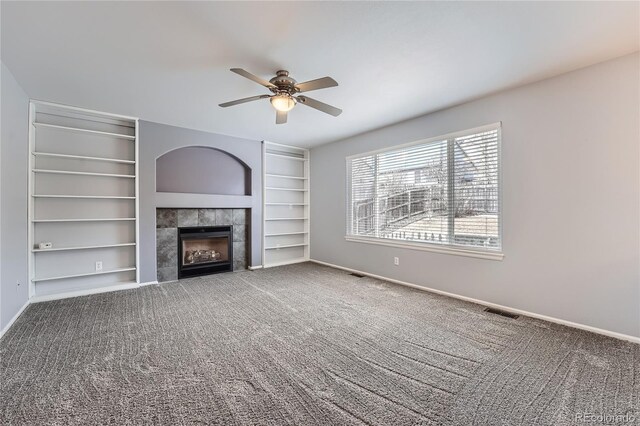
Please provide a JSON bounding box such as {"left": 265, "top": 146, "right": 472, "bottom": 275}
{"left": 262, "top": 142, "right": 309, "bottom": 267}
{"left": 28, "top": 101, "right": 139, "bottom": 300}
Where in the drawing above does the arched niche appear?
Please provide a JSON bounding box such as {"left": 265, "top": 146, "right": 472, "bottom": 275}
{"left": 156, "top": 146, "right": 251, "bottom": 195}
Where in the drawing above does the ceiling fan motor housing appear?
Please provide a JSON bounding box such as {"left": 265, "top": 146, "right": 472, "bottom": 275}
{"left": 269, "top": 70, "right": 299, "bottom": 94}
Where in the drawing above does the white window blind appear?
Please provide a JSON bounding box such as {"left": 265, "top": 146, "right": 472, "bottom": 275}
{"left": 347, "top": 124, "right": 501, "bottom": 252}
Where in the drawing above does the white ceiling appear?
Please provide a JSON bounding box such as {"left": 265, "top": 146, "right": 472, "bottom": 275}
{"left": 2, "top": 2, "right": 638, "bottom": 147}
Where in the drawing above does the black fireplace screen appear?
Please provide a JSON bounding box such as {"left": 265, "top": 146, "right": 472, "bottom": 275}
{"left": 178, "top": 226, "right": 233, "bottom": 278}
{"left": 182, "top": 236, "right": 228, "bottom": 266}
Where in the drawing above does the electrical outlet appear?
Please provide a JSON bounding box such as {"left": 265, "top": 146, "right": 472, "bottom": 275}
{"left": 394, "top": 257, "right": 399, "bottom": 266}
{"left": 95, "top": 261, "right": 103, "bottom": 271}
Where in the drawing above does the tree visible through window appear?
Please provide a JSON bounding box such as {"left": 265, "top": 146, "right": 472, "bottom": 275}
{"left": 347, "top": 125, "right": 501, "bottom": 251}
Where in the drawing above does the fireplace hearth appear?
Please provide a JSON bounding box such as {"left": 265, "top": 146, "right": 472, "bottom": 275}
{"left": 178, "top": 226, "right": 233, "bottom": 278}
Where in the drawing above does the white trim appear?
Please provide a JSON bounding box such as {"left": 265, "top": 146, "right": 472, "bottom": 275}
{"left": 33, "top": 218, "right": 136, "bottom": 223}
{"left": 306, "top": 144, "right": 311, "bottom": 262}
{"left": 310, "top": 259, "right": 640, "bottom": 344}
{"left": 139, "top": 280, "right": 158, "bottom": 287}
{"left": 497, "top": 126, "right": 504, "bottom": 252}
{"left": 266, "top": 173, "right": 308, "bottom": 180}
{"left": 30, "top": 99, "right": 138, "bottom": 121}
{"left": 32, "top": 242, "right": 136, "bottom": 252}
{"left": 265, "top": 231, "right": 308, "bottom": 237}
{"left": 262, "top": 141, "right": 267, "bottom": 267}
{"left": 33, "top": 122, "right": 136, "bottom": 140}
{"left": 265, "top": 243, "right": 307, "bottom": 250}
{"left": 344, "top": 235, "right": 504, "bottom": 261}
{"left": 0, "top": 300, "right": 30, "bottom": 340}
{"left": 248, "top": 265, "right": 264, "bottom": 270}
{"left": 265, "top": 187, "right": 306, "bottom": 191}
{"left": 262, "top": 141, "right": 307, "bottom": 151}
{"left": 265, "top": 152, "right": 308, "bottom": 161}
{"left": 33, "top": 266, "right": 136, "bottom": 282}
{"left": 28, "top": 103, "right": 36, "bottom": 298}
{"left": 31, "top": 152, "right": 135, "bottom": 164}
{"left": 33, "top": 195, "right": 136, "bottom": 199}
{"left": 134, "top": 119, "right": 140, "bottom": 285}
{"left": 32, "top": 169, "right": 135, "bottom": 178}
{"left": 265, "top": 203, "right": 308, "bottom": 206}
{"left": 30, "top": 281, "right": 140, "bottom": 303}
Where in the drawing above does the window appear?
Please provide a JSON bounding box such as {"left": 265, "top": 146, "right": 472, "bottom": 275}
{"left": 346, "top": 123, "right": 501, "bottom": 258}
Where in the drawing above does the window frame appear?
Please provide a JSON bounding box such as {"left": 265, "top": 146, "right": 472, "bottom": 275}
{"left": 345, "top": 122, "right": 503, "bottom": 261}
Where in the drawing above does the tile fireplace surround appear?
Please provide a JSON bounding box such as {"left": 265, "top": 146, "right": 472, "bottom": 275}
{"left": 156, "top": 208, "right": 249, "bottom": 282}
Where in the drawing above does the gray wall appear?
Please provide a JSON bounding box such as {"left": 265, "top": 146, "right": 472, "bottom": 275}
{"left": 1, "top": 62, "right": 29, "bottom": 330}
{"left": 310, "top": 53, "right": 640, "bottom": 338}
{"left": 139, "top": 121, "right": 262, "bottom": 284}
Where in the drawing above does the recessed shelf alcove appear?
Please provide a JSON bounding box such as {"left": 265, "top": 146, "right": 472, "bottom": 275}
{"left": 156, "top": 146, "right": 251, "bottom": 196}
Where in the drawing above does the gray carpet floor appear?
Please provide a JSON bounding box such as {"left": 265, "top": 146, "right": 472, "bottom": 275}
{"left": 1, "top": 262, "right": 638, "bottom": 425}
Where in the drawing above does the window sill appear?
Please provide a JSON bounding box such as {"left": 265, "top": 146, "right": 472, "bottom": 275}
{"left": 344, "top": 236, "right": 504, "bottom": 261}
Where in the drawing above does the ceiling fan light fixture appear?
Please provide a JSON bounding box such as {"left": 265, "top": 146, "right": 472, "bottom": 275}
{"left": 270, "top": 94, "right": 296, "bottom": 112}
{"left": 221, "top": 68, "right": 341, "bottom": 123}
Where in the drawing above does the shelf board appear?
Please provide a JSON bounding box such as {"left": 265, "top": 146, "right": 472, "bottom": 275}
{"left": 265, "top": 152, "right": 308, "bottom": 161}
{"left": 263, "top": 257, "right": 308, "bottom": 268}
{"left": 266, "top": 173, "right": 308, "bottom": 180}
{"left": 33, "top": 218, "right": 136, "bottom": 223}
{"left": 265, "top": 217, "right": 308, "bottom": 221}
{"left": 265, "top": 187, "right": 306, "bottom": 192}
{"left": 33, "top": 267, "right": 137, "bottom": 282}
{"left": 265, "top": 243, "right": 308, "bottom": 250}
{"left": 32, "top": 151, "right": 135, "bottom": 164}
{"left": 265, "top": 232, "right": 309, "bottom": 237}
{"left": 265, "top": 142, "right": 308, "bottom": 153}
{"left": 33, "top": 194, "right": 135, "bottom": 199}
{"left": 33, "top": 169, "right": 136, "bottom": 178}
{"left": 265, "top": 203, "right": 308, "bottom": 206}
{"left": 33, "top": 122, "right": 136, "bottom": 140}
{"left": 33, "top": 243, "right": 136, "bottom": 253}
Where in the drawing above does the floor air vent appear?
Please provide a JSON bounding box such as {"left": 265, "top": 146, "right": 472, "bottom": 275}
{"left": 350, "top": 273, "right": 365, "bottom": 278}
{"left": 484, "top": 307, "right": 519, "bottom": 319}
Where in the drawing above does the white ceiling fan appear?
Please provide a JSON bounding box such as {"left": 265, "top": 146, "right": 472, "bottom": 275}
{"left": 219, "top": 68, "right": 342, "bottom": 124}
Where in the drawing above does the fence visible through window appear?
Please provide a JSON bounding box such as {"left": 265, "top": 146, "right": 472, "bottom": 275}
{"left": 347, "top": 125, "right": 500, "bottom": 251}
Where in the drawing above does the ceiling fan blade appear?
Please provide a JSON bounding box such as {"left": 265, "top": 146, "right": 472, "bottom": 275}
{"left": 230, "top": 68, "right": 276, "bottom": 89}
{"left": 219, "top": 94, "right": 270, "bottom": 108}
{"left": 296, "top": 96, "right": 342, "bottom": 117}
{"left": 295, "top": 77, "right": 338, "bottom": 93}
{"left": 276, "top": 110, "right": 287, "bottom": 124}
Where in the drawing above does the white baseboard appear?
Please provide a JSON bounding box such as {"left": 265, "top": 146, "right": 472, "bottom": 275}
{"left": 248, "top": 265, "right": 263, "bottom": 270}
{"left": 0, "top": 300, "right": 30, "bottom": 340}
{"left": 30, "top": 281, "right": 142, "bottom": 303}
{"left": 310, "top": 259, "right": 640, "bottom": 345}
{"left": 140, "top": 280, "right": 158, "bottom": 287}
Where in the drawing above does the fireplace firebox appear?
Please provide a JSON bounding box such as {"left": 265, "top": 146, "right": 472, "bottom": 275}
{"left": 178, "top": 226, "right": 233, "bottom": 278}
